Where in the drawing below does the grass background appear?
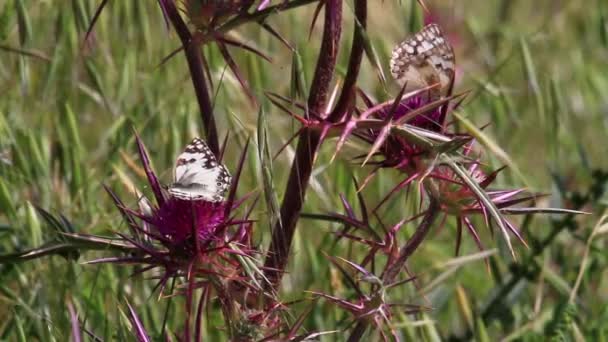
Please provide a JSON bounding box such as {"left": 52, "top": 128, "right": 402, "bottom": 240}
{"left": 1, "top": 0, "right": 607, "bottom": 340}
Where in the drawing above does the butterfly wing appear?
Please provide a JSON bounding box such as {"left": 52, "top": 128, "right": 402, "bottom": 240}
{"left": 390, "top": 24, "right": 455, "bottom": 96}
{"left": 168, "top": 138, "right": 231, "bottom": 202}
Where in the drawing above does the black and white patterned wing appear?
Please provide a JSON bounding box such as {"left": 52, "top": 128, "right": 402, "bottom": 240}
{"left": 168, "top": 138, "right": 231, "bottom": 202}
{"left": 390, "top": 24, "right": 455, "bottom": 96}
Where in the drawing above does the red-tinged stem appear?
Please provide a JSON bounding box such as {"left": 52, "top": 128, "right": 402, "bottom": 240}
{"left": 263, "top": 0, "right": 344, "bottom": 289}
{"left": 347, "top": 196, "right": 441, "bottom": 341}
{"left": 382, "top": 196, "right": 440, "bottom": 283}
{"left": 331, "top": 0, "right": 367, "bottom": 120}
{"left": 346, "top": 322, "right": 368, "bottom": 342}
{"left": 160, "top": 0, "right": 219, "bottom": 155}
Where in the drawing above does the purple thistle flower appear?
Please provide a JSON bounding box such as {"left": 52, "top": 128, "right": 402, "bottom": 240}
{"left": 377, "top": 94, "right": 446, "bottom": 132}
{"left": 348, "top": 24, "right": 563, "bottom": 260}
{"left": 98, "top": 133, "right": 256, "bottom": 281}
{"left": 149, "top": 198, "right": 226, "bottom": 245}
{"left": 351, "top": 89, "right": 463, "bottom": 179}
{"left": 93, "top": 134, "right": 267, "bottom": 340}
{"left": 129, "top": 134, "right": 244, "bottom": 253}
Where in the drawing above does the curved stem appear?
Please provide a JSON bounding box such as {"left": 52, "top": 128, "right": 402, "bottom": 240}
{"left": 160, "top": 0, "right": 219, "bottom": 154}
{"left": 305, "top": 2, "right": 343, "bottom": 117}
{"left": 382, "top": 196, "right": 441, "bottom": 284}
{"left": 331, "top": 0, "right": 367, "bottom": 120}
{"left": 347, "top": 196, "right": 440, "bottom": 341}
{"left": 263, "top": 0, "right": 343, "bottom": 289}
{"left": 346, "top": 321, "right": 369, "bottom": 342}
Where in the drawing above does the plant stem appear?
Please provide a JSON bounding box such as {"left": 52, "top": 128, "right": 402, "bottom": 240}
{"left": 331, "top": 0, "right": 367, "bottom": 119}
{"left": 346, "top": 321, "right": 369, "bottom": 342}
{"left": 160, "top": 0, "right": 219, "bottom": 154}
{"left": 383, "top": 197, "right": 441, "bottom": 283}
{"left": 160, "top": 1, "right": 328, "bottom": 155}
{"left": 263, "top": 0, "right": 344, "bottom": 288}
{"left": 347, "top": 196, "right": 441, "bottom": 341}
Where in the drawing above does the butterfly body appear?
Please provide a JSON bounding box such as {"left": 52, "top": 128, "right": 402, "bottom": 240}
{"left": 390, "top": 24, "right": 455, "bottom": 98}
{"left": 168, "top": 138, "right": 231, "bottom": 202}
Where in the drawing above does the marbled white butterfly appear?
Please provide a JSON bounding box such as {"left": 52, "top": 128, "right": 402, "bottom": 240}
{"left": 168, "top": 138, "right": 231, "bottom": 202}
{"left": 390, "top": 24, "right": 455, "bottom": 99}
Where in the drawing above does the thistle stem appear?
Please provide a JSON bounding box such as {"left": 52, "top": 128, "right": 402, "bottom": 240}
{"left": 383, "top": 197, "right": 441, "bottom": 283}
{"left": 346, "top": 321, "right": 369, "bottom": 342}
{"left": 263, "top": 0, "right": 343, "bottom": 288}
{"left": 332, "top": 0, "right": 367, "bottom": 119}
{"left": 348, "top": 194, "right": 441, "bottom": 341}
{"left": 161, "top": 0, "right": 219, "bottom": 154}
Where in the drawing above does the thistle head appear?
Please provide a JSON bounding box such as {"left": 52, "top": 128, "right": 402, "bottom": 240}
{"left": 356, "top": 90, "right": 456, "bottom": 176}
{"left": 377, "top": 94, "right": 445, "bottom": 132}
{"left": 150, "top": 198, "right": 226, "bottom": 249}
{"left": 101, "top": 134, "right": 255, "bottom": 282}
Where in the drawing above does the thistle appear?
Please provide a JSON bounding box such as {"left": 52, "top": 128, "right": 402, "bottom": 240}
{"left": 311, "top": 256, "right": 422, "bottom": 341}
{"left": 101, "top": 134, "right": 251, "bottom": 262}
{"left": 98, "top": 134, "right": 261, "bottom": 340}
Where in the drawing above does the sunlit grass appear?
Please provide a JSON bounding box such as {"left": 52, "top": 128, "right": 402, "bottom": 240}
{"left": 0, "top": 1, "right": 607, "bottom": 340}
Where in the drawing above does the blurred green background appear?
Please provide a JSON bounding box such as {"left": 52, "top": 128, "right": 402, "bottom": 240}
{"left": 1, "top": 0, "right": 607, "bottom": 340}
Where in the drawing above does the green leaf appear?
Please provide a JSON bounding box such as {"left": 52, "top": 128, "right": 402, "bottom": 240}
{"left": 13, "top": 308, "right": 27, "bottom": 342}
{"left": 290, "top": 49, "right": 309, "bottom": 104}
{"left": 0, "top": 178, "right": 16, "bottom": 220}
{"left": 257, "top": 108, "right": 282, "bottom": 231}
{"left": 356, "top": 16, "right": 386, "bottom": 85}
{"left": 519, "top": 36, "right": 545, "bottom": 122}
{"left": 71, "top": 0, "right": 90, "bottom": 31}
{"left": 0, "top": 2, "right": 12, "bottom": 41}
{"left": 442, "top": 154, "right": 516, "bottom": 258}
{"left": 25, "top": 202, "right": 42, "bottom": 247}
{"left": 15, "top": 0, "right": 31, "bottom": 45}
{"left": 475, "top": 317, "right": 491, "bottom": 342}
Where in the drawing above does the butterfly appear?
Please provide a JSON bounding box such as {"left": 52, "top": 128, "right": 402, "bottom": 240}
{"left": 168, "top": 138, "right": 232, "bottom": 202}
{"left": 389, "top": 24, "right": 455, "bottom": 99}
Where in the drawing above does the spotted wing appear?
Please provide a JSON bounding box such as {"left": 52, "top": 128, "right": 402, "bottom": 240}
{"left": 390, "top": 24, "right": 455, "bottom": 96}
{"left": 168, "top": 138, "right": 231, "bottom": 202}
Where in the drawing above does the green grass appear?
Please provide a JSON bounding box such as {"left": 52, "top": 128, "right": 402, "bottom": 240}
{"left": 1, "top": 0, "right": 607, "bottom": 340}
